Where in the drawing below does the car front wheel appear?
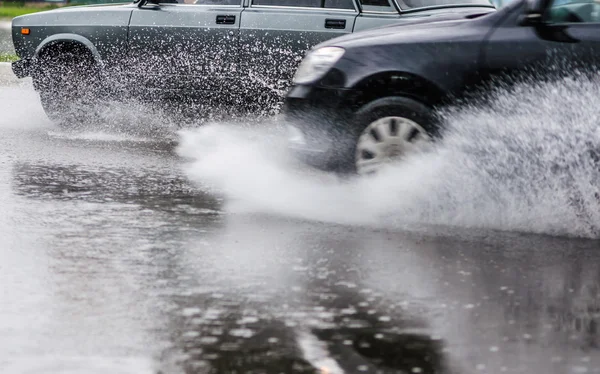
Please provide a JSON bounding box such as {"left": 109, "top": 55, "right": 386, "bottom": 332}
{"left": 352, "top": 96, "right": 438, "bottom": 175}
{"left": 33, "top": 46, "right": 102, "bottom": 128}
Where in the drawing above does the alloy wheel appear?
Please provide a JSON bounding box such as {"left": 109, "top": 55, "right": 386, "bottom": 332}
{"left": 355, "top": 116, "right": 431, "bottom": 175}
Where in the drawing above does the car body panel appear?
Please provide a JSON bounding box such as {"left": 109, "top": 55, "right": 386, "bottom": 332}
{"left": 128, "top": 3, "right": 243, "bottom": 92}
{"left": 12, "top": 4, "right": 133, "bottom": 65}
{"left": 239, "top": 6, "right": 359, "bottom": 98}
{"left": 312, "top": 8, "right": 502, "bottom": 93}
{"left": 353, "top": 5, "right": 495, "bottom": 31}
{"left": 314, "top": 6, "right": 497, "bottom": 47}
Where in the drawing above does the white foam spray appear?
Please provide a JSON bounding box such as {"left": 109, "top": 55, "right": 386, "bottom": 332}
{"left": 178, "top": 74, "right": 600, "bottom": 238}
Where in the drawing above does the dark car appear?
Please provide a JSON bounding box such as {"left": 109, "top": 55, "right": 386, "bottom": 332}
{"left": 10, "top": 0, "right": 495, "bottom": 126}
{"left": 283, "top": 0, "right": 600, "bottom": 175}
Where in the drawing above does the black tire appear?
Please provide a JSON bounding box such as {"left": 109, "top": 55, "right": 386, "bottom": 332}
{"left": 33, "top": 45, "right": 102, "bottom": 128}
{"left": 335, "top": 96, "right": 440, "bottom": 174}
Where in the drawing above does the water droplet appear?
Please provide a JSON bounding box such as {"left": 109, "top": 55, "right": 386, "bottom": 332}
{"left": 236, "top": 316, "right": 259, "bottom": 324}
{"left": 182, "top": 331, "right": 200, "bottom": 338}
{"left": 182, "top": 307, "right": 201, "bottom": 317}
{"left": 229, "top": 328, "right": 255, "bottom": 338}
{"left": 199, "top": 336, "right": 219, "bottom": 344}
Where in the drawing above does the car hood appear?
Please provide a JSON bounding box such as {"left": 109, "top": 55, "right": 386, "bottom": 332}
{"left": 314, "top": 6, "right": 500, "bottom": 50}
{"left": 36, "top": 2, "right": 130, "bottom": 13}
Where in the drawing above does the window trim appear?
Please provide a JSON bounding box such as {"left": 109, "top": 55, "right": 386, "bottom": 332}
{"left": 249, "top": 0, "right": 359, "bottom": 12}
{"left": 157, "top": 0, "right": 244, "bottom": 6}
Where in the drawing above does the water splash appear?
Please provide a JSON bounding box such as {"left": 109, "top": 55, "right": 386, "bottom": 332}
{"left": 0, "top": 65, "right": 183, "bottom": 139}
{"left": 178, "top": 74, "right": 600, "bottom": 238}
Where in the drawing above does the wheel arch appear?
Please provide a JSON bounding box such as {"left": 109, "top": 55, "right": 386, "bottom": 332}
{"left": 34, "top": 34, "right": 103, "bottom": 68}
{"left": 348, "top": 71, "right": 447, "bottom": 111}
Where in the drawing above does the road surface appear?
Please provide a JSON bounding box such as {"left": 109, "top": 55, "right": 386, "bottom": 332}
{"left": 1, "top": 62, "right": 600, "bottom": 374}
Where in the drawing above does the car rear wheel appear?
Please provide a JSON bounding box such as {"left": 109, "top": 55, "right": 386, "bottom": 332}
{"left": 352, "top": 96, "right": 438, "bottom": 175}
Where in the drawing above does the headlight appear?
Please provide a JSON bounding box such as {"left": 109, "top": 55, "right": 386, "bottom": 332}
{"left": 293, "top": 47, "right": 345, "bottom": 85}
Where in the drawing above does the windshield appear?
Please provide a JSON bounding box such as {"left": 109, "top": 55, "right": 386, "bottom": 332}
{"left": 396, "top": 0, "right": 496, "bottom": 10}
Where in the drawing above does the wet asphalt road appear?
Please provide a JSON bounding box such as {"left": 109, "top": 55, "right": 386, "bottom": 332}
{"left": 2, "top": 66, "right": 600, "bottom": 374}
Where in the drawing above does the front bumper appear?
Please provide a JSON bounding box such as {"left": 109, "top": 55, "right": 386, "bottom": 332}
{"left": 283, "top": 84, "right": 359, "bottom": 171}
{"left": 11, "top": 58, "right": 32, "bottom": 79}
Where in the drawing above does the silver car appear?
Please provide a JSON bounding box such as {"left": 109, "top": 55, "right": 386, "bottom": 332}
{"left": 11, "top": 0, "right": 495, "bottom": 125}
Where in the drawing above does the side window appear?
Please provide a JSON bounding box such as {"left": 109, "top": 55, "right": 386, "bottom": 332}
{"left": 251, "top": 0, "right": 355, "bottom": 9}
{"left": 160, "top": 0, "right": 241, "bottom": 4}
{"left": 547, "top": 0, "right": 600, "bottom": 23}
{"left": 196, "top": 0, "right": 240, "bottom": 3}
{"left": 252, "top": 0, "right": 321, "bottom": 7}
{"left": 324, "top": 0, "right": 356, "bottom": 9}
{"left": 359, "top": 0, "right": 395, "bottom": 12}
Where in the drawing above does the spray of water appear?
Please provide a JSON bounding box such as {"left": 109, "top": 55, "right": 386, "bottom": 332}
{"left": 178, "top": 74, "right": 600, "bottom": 239}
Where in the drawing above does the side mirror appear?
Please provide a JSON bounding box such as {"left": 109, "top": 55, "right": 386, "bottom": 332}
{"left": 518, "top": 0, "right": 549, "bottom": 25}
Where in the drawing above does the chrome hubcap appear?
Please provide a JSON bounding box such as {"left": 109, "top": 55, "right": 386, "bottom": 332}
{"left": 355, "top": 116, "right": 431, "bottom": 175}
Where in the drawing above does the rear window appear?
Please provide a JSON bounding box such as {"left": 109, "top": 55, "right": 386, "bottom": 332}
{"left": 358, "top": 0, "right": 396, "bottom": 11}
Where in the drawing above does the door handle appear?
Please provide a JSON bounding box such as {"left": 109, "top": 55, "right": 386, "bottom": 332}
{"left": 325, "top": 19, "right": 346, "bottom": 29}
{"left": 216, "top": 15, "right": 236, "bottom": 25}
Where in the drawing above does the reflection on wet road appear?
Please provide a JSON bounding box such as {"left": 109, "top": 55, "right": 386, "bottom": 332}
{"left": 2, "top": 78, "right": 600, "bottom": 374}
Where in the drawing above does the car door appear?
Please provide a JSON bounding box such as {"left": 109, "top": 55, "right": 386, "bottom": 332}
{"left": 127, "top": 0, "right": 243, "bottom": 95}
{"left": 238, "top": 0, "right": 359, "bottom": 101}
{"left": 483, "top": 0, "right": 600, "bottom": 80}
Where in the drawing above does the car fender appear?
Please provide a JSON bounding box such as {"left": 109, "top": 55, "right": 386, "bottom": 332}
{"left": 331, "top": 38, "right": 487, "bottom": 107}
{"left": 34, "top": 34, "right": 103, "bottom": 68}
{"left": 347, "top": 71, "right": 447, "bottom": 109}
